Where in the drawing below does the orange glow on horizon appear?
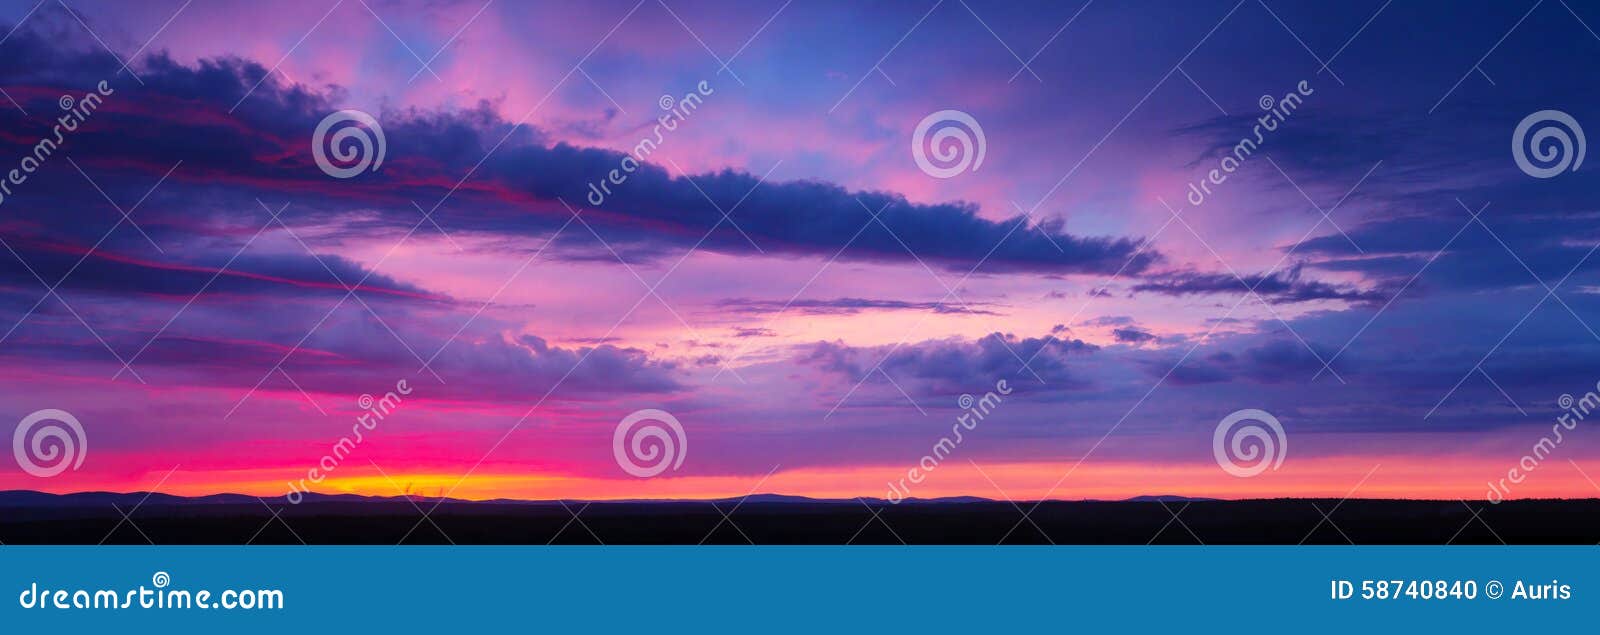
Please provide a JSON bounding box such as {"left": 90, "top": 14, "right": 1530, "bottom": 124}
{"left": 12, "top": 454, "right": 1599, "bottom": 503}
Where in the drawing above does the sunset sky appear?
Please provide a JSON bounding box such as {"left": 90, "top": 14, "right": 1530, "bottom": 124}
{"left": 2, "top": 0, "right": 1599, "bottom": 503}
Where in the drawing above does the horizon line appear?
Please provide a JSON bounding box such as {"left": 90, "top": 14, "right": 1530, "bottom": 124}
{"left": 3, "top": 489, "right": 1590, "bottom": 505}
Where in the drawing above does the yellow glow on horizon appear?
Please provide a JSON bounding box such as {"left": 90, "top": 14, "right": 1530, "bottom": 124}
{"left": 27, "top": 455, "right": 1594, "bottom": 503}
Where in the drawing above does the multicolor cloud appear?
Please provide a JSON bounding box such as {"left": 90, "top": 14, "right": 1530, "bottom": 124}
{"left": 2, "top": 0, "right": 1599, "bottom": 503}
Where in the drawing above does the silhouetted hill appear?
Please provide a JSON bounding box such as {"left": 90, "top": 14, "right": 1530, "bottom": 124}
{"left": 3, "top": 490, "right": 1599, "bottom": 544}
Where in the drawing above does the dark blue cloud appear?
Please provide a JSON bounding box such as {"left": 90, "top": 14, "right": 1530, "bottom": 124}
{"left": 800, "top": 332, "right": 1100, "bottom": 396}
{"left": 1132, "top": 262, "right": 1387, "bottom": 304}
{"left": 1113, "top": 327, "right": 1157, "bottom": 345}
{"left": 0, "top": 17, "right": 1162, "bottom": 278}
{"left": 715, "top": 297, "right": 1001, "bottom": 316}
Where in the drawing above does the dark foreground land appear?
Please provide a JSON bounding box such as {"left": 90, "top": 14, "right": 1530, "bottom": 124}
{"left": 2, "top": 492, "right": 1597, "bottom": 544}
